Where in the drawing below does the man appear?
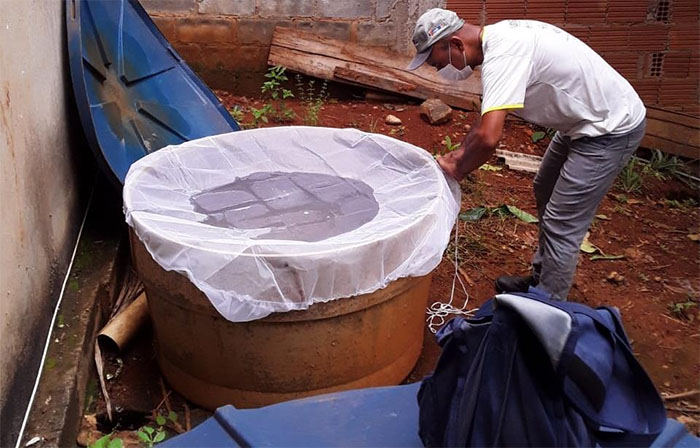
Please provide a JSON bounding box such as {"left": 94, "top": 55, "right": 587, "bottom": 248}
{"left": 408, "top": 9, "right": 646, "bottom": 300}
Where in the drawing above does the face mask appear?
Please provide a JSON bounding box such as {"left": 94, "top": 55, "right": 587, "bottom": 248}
{"left": 438, "top": 43, "right": 473, "bottom": 81}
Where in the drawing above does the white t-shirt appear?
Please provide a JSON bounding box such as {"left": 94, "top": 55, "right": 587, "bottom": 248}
{"left": 480, "top": 20, "right": 646, "bottom": 139}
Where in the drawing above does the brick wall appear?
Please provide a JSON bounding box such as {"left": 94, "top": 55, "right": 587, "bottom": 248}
{"left": 142, "top": 0, "right": 446, "bottom": 93}
{"left": 447, "top": 0, "right": 700, "bottom": 115}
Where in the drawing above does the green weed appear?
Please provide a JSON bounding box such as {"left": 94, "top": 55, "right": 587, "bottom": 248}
{"left": 368, "top": 117, "right": 380, "bottom": 133}
{"left": 665, "top": 198, "right": 697, "bottom": 210}
{"left": 259, "top": 65, "right": 295, "bottom": 123}
{"left": 643, "top": 149, "right": 683, "bottom": 180}
{"left": 89, "top": 434, "right": 123, "bottom": 448}
{"left": 229, "top": 106, "right": 246, "bottom": 126}
{"left": 668, "top": 299, "right": 697, "bottom": 320}
{"left": 616, "top": 158, "right": 643, "bottom": 194}
{"left": 295, "top": 74, "right": 329, "bottom": 126}
{"left": 531, "top": 128, "right": 556, "bottom": 143}
{"left": 250, "top": 104, "right": 272, "bottom": 126}
{"left": 440, "top": 135, "right": 460, "bottom": 155}
{"left": 137, "top": 426, "right": 166, "bottom": 447}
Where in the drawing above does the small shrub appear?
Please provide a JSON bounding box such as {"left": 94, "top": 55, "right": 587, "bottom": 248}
{"left": 616, "top": 158, "right": 643, "bottom": 194}
{"left": 250, "top": 103, "right": 272, "bottom": 126}
{"left": 295, "top": 74, "right": 329, "bottom": 126}
{"left": 229, "top": 106, "right": 246, "bottom": 127}
{"left": 260, "top": 65, "right": 295, "bottom": 123}
{"left": 643, "top": 149, "right": 683, "bottom": 180}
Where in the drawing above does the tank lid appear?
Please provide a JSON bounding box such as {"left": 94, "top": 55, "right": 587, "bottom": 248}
{"left": 66, "top": 0, "right": 239, "bottom": 186}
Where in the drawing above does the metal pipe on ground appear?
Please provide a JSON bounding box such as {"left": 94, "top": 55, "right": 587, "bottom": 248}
{"left": 97, "top": 292, "right": 149, "bottom": 353}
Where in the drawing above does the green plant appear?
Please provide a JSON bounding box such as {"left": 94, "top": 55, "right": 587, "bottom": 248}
{"left": 531, "top": 127, "right": 556, "bottom": 143}
{"left": 368, "top": 116, "right": 380, "bottom": 133}
{"left": 138, "top": 426, "right": 166, "bottom": 447}
{"left": 441, "top": 135, "right": 460, "bottom": 154}
{"left": 250, "top": 103, "right": 272, "bottom": 126}
{"left": 643, "top": 149, "right": 683, "bottom": 180}
{"left": 89, "top": 434, "right": 123, "bottom": 448}
{"left": 137, "top": 411, "right": 177, "bottom": 448}
{"left": 161, "top": 410, "right": 179, "bottom": 427}
{"left": 295, "top": 74, "right": 329, "bottom": 126}
{"left": 616, "top": 158, "right": 643, "bottom": 194}
{"left": 668, "top": 299, "right": 697, "bottom": 319}
{"left": 260, "top": 65, "right": 295, "bottom": 123}
{"left": 459, "top": 204, "right": 538, "bottom": 224}
{"left": 229, "top": 106, "right": 245, "bottom": 125}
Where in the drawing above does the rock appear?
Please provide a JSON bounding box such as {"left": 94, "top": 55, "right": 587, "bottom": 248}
{"left": 419, "top": 98, "right": 452, "bottom": 125}
{"left": 606, "top": 271, "right": 624, "bottom": 284}
{"left": 384, "top": 114, "right": 402, "bottom": 125}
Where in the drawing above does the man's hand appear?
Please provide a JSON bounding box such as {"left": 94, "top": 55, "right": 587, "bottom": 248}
{"left": 437, "top": 149, "right": 466, "bottom": 181}
{"left": 436, "top": 109, "right": 509, "bottom": 181}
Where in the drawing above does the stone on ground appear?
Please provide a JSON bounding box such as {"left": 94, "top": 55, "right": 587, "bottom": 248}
{"left": 385, "top": 114, "right": 402, "bottom": 125}
{"left": 420, "top": 98, "right": 452, "bottom": 125}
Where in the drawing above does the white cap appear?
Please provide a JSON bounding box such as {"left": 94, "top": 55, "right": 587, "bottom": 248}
{"left": 407, "top": 8, "right": 465, "bottom": 71}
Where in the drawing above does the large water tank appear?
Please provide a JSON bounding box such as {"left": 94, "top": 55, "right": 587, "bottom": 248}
{"left": 123, "top": 126, "right": 459, "bottom": 409}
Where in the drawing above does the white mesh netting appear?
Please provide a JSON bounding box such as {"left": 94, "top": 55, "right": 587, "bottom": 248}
{"left": 123, "top": 126, "right": 460, "bottom": 322}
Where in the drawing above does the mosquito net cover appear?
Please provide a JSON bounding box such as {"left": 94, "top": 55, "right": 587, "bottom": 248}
{"left": 123, "top": 126, "right": 460, "bottom": 322}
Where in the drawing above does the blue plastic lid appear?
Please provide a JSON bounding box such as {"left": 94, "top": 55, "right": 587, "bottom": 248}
{"left": 66, "top": 0, "right": 239, "bottom": 185}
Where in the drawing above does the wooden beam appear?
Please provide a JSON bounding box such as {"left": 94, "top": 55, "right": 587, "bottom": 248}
{"left": 642, "top": 107, "right": 700, "bottom": 159}
{"left": 268, "top": 26, "right": 482, "bottom": 111}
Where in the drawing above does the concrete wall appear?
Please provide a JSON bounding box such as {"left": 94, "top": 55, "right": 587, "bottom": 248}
{"left": 0, "top": 1, "right": 85, "bottom": 446}
{"left": 142, "top": 0, "right": 446, "bottom": 93}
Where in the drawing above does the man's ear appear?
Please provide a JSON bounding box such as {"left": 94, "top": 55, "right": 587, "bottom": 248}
{"left": 449, "top": 36, "right": 465, "bottom": 52}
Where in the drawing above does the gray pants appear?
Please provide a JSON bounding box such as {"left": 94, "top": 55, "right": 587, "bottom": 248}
{"left": 532, "top": 121, "right": 646, "bottom": 299}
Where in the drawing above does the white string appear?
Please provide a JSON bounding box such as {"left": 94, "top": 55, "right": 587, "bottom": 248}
{"left": 426, "top": 220, "right": 478, "bottom": 334}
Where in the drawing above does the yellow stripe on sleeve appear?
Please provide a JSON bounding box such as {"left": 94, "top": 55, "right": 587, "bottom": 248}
{"left": 481, "top": 103, "right": 525, "bottom": 115}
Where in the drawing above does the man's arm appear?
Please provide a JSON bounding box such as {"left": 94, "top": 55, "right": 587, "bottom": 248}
{"left": 437, "top": 109, "right": 508, "bottom": 181}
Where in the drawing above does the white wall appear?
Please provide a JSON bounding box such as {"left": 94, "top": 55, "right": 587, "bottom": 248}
{"left": 0, "top": 1, "right": 84, "bottom": 445}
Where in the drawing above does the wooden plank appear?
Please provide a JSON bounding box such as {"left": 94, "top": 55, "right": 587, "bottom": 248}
{"left": 642, "top": 106, "right": 700, "bottom": 159}
{"left": 645, "top": 117, "right": 700, "bottom": 148}
{"left": 268, "top": 27, "right": 482, "bottom": 111}
{"left": 646, "top": 106, "right": 699, "bottom": 128}
{"left": 333, "top": 65, "right": 481, "bottom": 110}
{"left": 288, "top": 27, "right": 482, "bottom": 98}
{"left": 641, "top": 135, "right": 699, "bottom": 159}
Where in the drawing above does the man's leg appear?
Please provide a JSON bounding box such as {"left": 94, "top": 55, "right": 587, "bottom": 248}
{"left": 537, "top": 122, "right": 646, "bottom": 299}
{"left": 495, "top": 132, "right": 571, "bottom": 293}
{"left": 532, "top": 132, "right": 572, "bottom": 283}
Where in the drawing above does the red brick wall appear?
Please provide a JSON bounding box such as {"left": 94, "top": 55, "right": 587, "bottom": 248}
{"left": 447, "top": 0, "right": 700, "bottom": 115}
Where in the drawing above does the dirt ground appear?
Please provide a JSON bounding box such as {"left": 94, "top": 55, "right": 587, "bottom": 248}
{"left": 85, "top": 92, "right": 699, "bottom": 445}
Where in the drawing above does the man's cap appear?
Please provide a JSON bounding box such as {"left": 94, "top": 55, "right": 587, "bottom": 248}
{"left": 407, "top": 8, "right": 465, "bottom": 71}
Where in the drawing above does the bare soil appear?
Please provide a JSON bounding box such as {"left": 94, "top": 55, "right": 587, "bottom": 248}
{"left": 85, "top": 93, "right": 699, "bottom": 445}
